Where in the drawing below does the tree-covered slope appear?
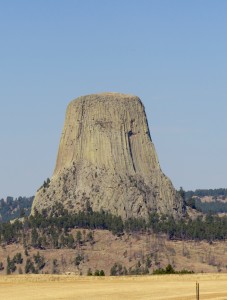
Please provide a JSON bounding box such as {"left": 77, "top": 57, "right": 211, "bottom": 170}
{"left": 0, "top": 196, "right": 34, "bottom": 222}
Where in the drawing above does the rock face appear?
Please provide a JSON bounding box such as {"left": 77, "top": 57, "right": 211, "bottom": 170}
{"left": 32, "top": 93, "right": 185, "bottom": 219}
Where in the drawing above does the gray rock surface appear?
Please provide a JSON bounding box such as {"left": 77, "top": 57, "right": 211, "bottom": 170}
{"left": 31, "top": 93, "right": 185, "bottom": 219}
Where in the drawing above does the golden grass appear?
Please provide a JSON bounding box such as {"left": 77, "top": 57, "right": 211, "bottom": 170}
{"left": 1, "top": 274, "right": 227, "bottom": 300}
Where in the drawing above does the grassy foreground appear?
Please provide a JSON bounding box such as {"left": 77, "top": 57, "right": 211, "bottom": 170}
{"left": 1, "top": 274, "right": 227, "bottom": 299}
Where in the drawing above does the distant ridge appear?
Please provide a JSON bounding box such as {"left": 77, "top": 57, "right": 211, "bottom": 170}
{"left": 0, "top": 196, "right": 34, "bottom": 222}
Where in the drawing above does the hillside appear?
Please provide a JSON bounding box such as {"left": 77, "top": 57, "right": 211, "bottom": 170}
{"left": 186, "top": 188, "right": 227, "bottom": 199}
{"left": 185, "top": 189, "right": 227, "bottom": 213}
{"left": 0, "top": 196, "right": 34, "bottom": 222}
{"left": 1, "top": 189, "right": 227, "bottom": 277}
{"left": 1, "top": 204, "right": 227, "bottom": 276}
{"left": 1, "top": 229, "right": 227, "bottom": 276}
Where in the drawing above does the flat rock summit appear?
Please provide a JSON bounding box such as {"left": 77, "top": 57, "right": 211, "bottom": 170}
{"left": 32, "top": 93, "right": 185, "bottom": 219}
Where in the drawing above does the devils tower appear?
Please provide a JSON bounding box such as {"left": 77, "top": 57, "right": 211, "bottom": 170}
{"left": 31, "top": 93, "right": 185, "bottom": 219}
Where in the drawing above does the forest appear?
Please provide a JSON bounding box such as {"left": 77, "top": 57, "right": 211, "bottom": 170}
{"left": 1, "top": 201, "right": 227, "bottom": 251}
{"left": 0, "top": 196, "right": 34, "bottom": 222}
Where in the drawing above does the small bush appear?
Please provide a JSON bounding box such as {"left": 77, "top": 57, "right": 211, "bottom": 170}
{"left": 153, "top": 264, "right": 194, "bottom": 275}
{"left": 94, "top": 269, "right": 100, "bottom": 276}
{"left": 25, "top": 258, "right": 36, "bottom": 274}
{"left": 74, "top": 254, "right": 83, "bottom": 266}
{"left": 13, "top": 253, "right": 23, "bottom": 264}
{"left": 87, "top": 268, "right": 92, "bottom": 276}
{"left": 7, "top": 256, "right": 16, "bottom": 274}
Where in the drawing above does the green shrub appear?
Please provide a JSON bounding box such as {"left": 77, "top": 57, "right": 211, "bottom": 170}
{"left": 13, "top": 252, "right": 23, "bottom": 264}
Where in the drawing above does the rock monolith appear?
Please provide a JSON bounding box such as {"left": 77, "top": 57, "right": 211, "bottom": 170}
{"left": 31, "top": 93, "right": 185, "bottom": 219}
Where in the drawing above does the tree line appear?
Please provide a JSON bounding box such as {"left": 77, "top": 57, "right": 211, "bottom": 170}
{"left": 1, "top": 187, "right": 227, "bottom": 224}
{"left": 185, "top": 188, "right": 227, "bottom": 199}
{"left": 1, "top": 202, "right": 227, "bottom": 248}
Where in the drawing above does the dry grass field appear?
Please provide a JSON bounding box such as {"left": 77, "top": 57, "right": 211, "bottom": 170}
{"left": 1, "top": 274, "right": 227, "bottom": 300}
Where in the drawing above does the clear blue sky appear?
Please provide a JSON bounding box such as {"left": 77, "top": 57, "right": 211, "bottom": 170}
{"left": 1, "top": 0, "right": 227, "bottom": 198}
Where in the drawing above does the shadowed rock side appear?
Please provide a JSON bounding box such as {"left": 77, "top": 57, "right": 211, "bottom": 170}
{"left": 32, "top": 93, "right": 185, "bottom": 219}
